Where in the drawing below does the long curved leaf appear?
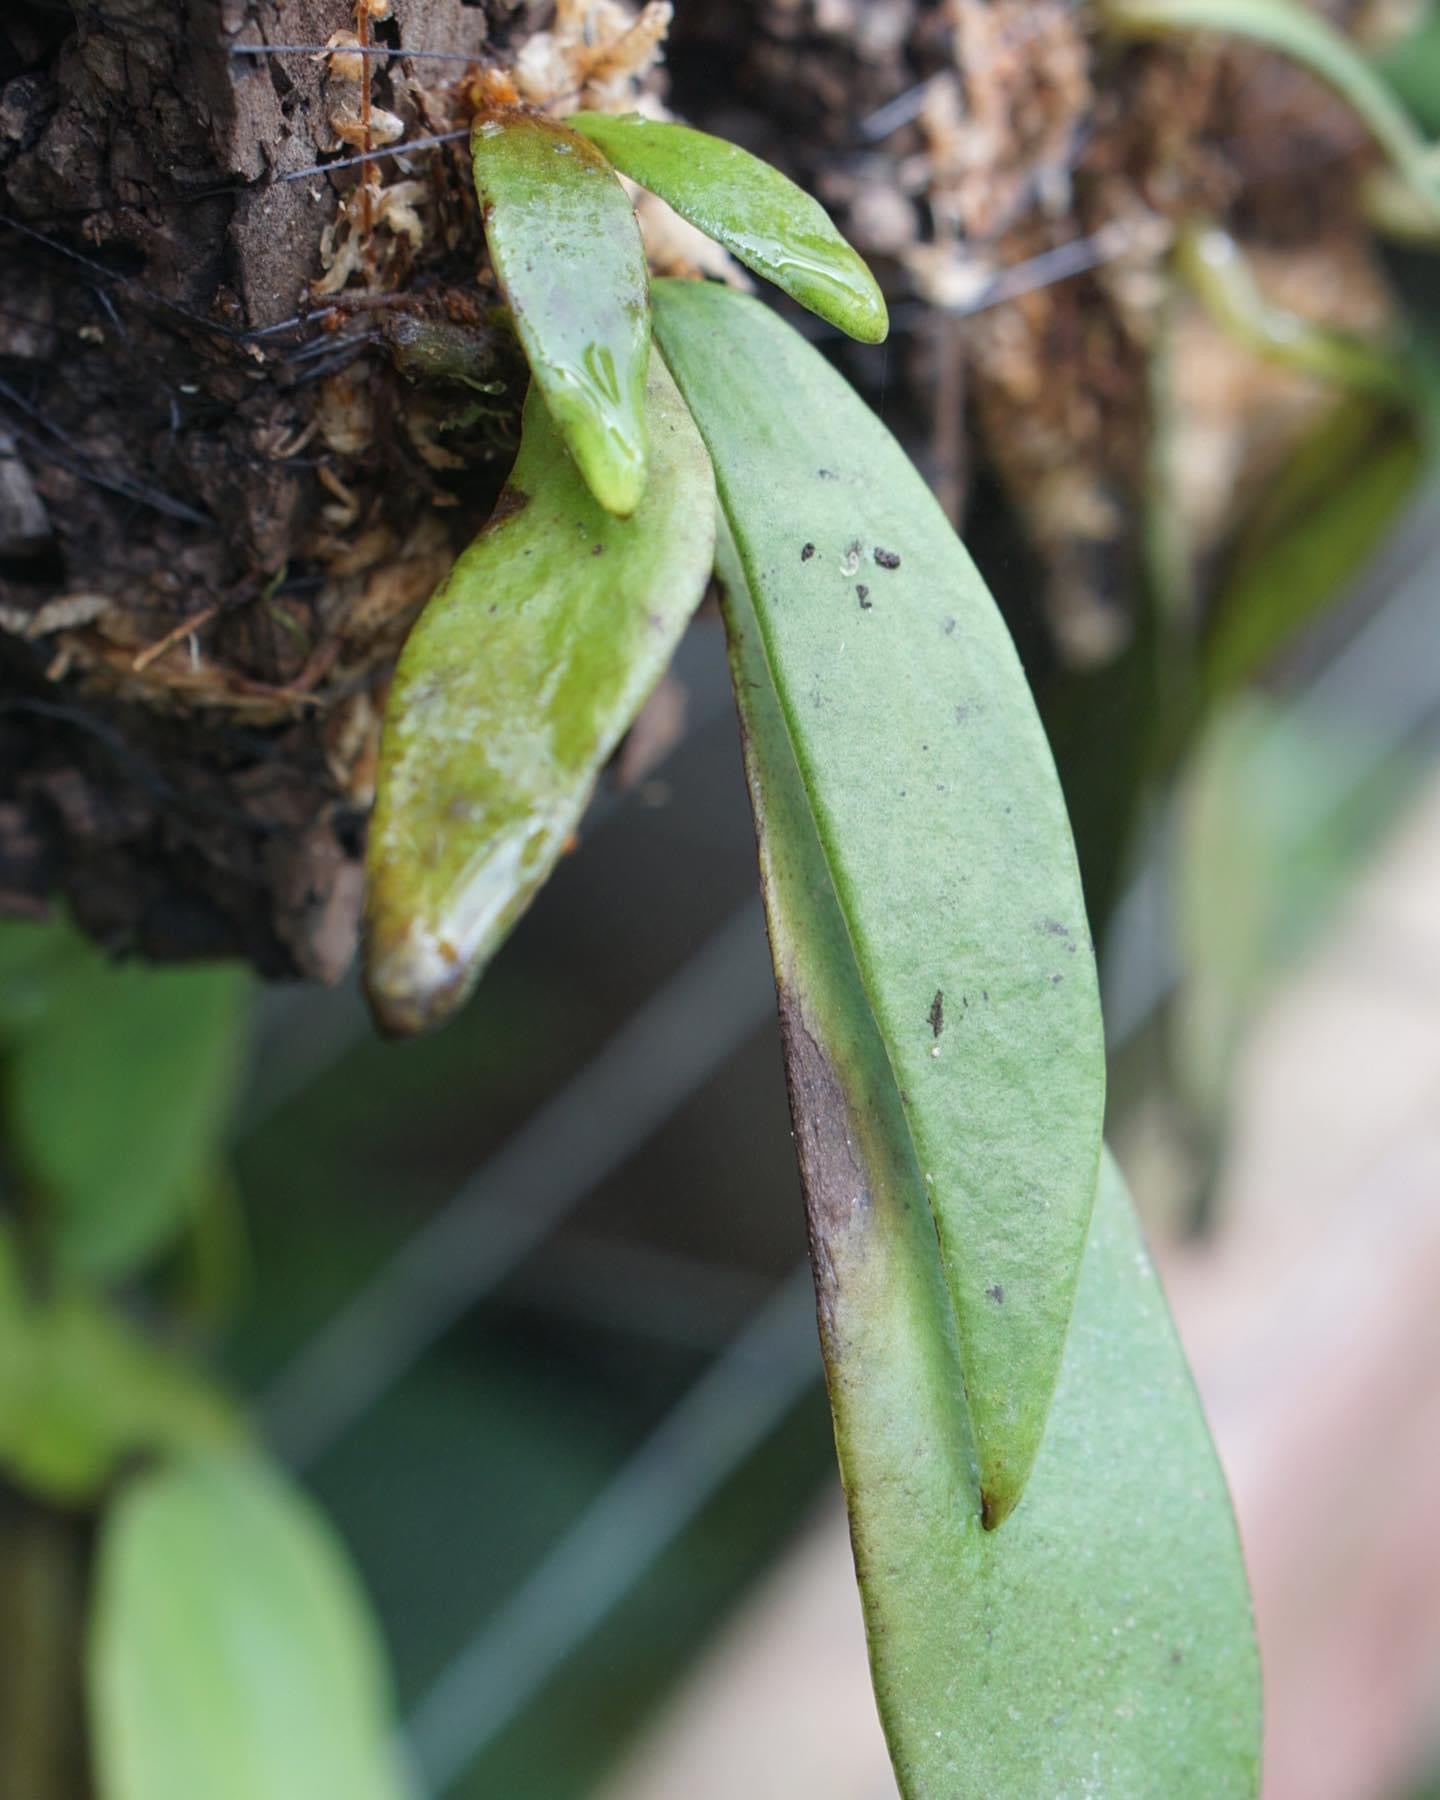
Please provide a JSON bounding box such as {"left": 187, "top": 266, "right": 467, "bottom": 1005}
{"left": 725, "top": 559, "right": 1259, "bottom": 1790}
{"left": 568, "top": 112, "right": 889, "bottom": 345}
{"left": 471, "top": 109, "right": 652, "bottom": 516}
{"left": 655, "top": 280, "right": 1104, "bottom": 1525}
{"left": 1103, "top": 0, "right": 1440, "bottom": 216}
{"left": 365, "top": 352, "right": 715, "bottom": 1034}
{"left": 89, "top": 1453, "right": 409, "bottom": 1800}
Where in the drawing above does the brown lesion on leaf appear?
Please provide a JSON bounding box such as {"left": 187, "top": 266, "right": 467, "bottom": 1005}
{"left": 773, "top": 988, "right": 872, "bottom": 1341}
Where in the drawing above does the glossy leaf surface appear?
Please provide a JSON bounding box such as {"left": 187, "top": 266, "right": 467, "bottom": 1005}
{"left": 725, "top": 569, "right": 1259, "bottom": 1789}
{"left": 4, "top": 949, "right": 248, "bottom": 1283}
{"left": 365, "top": 353, "right": 715, "bottom": 1034}
{"left": 655, "top": 280, "right": 1104, "bottom": 1524}
{"left": 90, "top": 1453, "right": 409, "bottom": 1800}
{"left": 569, "top": 112, "right": 889, "bottom": 345}
{"left": 471, "top": 109, "right": 652, "bottom": 515}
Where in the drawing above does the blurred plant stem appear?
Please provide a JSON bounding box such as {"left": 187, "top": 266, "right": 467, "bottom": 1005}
{"left": 0, "top": 1495, "right": 92, "bottom": 1798}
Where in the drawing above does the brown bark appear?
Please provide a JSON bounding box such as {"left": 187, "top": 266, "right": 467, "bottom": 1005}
{"left": 0, "top": 1, "right": 520, "bottom": 976}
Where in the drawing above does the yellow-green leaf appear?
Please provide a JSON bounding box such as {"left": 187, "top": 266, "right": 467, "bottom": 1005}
{"left": 471, "top": 108, "right": 652, "bottom": 515}
{"left": 364, "top": 352, "right": 715, "bottom": 1034}
{"left": 89, "top": 1453, "right": 410, "bottom": 1800}
{"left": 568, "top": 112, "right": 889, "bottom": 345}
{"left": 655, "top": 280, "right": 1104, "bottom": 1526}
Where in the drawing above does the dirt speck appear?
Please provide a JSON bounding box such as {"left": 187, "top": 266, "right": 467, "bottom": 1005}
{"left": 856, "top": 584, "right": 871, "bottom": 609}
{"left": 801, "top": 542, "right": 815, "bottom": 561}
{"left": 818, "top": 468, "right": 838, "bottom": 481}
{"left": 874, "top": 547, "right": 901, "bottom": 570}
{"left": 942, "top": 616, "right": 957, "bottom": 635}
{"left": 928, "top": 989, "right": 944, "bottom": 1038}
{"left": 986, "top": 1283, "right": 1005, "bottom": 1305}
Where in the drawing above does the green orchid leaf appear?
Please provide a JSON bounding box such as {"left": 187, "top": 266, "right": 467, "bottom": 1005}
{"left": 1205, "top": 392, "right": 1426, "bottom": 698}
{"left": 1375, "top": 6, "right": 1440, "bottom": 134}
{"left": 365, "top": 352, "right": 715, "bottom": 1035}
{"left": 471, "top": 108, "right": 652, "bottom": 515}
{"left": 655, "top": 279, "right": 1104, "bottom": 1526}
{"left": 5, "top": 952, "right": 249, "bottom": 1284}
{"left": 0, "top": 915, "right": 80, "bottom": 1046}
{"left": 568, "top": 112, "right": 889, "bottom": 345}
{"left": 89, "top": 1452, "right": 410, "bottom": 1800}
{"left": 0, "top": 1277, "right": 240, "bottom": 1506}
{"left": 724, "top": 537, "right": 1259, "bottom": 1794}
{"left": 1102, "top": 0, "right": 1440, "bottom": 217}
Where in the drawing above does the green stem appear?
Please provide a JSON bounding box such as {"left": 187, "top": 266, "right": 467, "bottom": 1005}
{"left": 1174, "top": 220, "right": 1410, "bottom": 401}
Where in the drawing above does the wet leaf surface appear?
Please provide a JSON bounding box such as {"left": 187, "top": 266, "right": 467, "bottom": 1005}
{"left": 471, "top": 109, "right": 653, "bottom": 516}
{"left": 654, "top": 280, "right": 1104, "bottom": 1525}
{"left": 724, "top": 551, "right": 1259, "bottom": 1792}
{"left": 364, "top": 353, "right": 715, "bottom": 1035}
{"left": 89, "top": 1452, "right": 409, "bottom": 1800}
{"left": 569, "top": 112, "right": 889, "bottom": 344}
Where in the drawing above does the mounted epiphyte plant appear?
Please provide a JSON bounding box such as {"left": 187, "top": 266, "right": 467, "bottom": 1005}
{"left": 360, "top": 87, "right": 1260, "bottom": 1798}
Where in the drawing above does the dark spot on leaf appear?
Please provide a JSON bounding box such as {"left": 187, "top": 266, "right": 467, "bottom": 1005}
{"left": 1050, "top": 973, "right": 1063, "bottom": 985}
{"left": 986, "top": 1282, "right": 1004, "bottom": 1305}
{"left": 928, "top": 989, "right": 944, "bottom": 1037}
{"left": 942, "top": 616, "right": 957, "bottom": 635}
{"left": 874, "top": 547, "right": 901, "bottom": 570}
{"left": 818, "top": 468, "right": 838, "bottom": 480}
{"left": 856, "top": 585, "right": 871, "bottom": 609}
{"left": 483, "top": 485, "right": 530, "bottom": 532}
{"left": 954, "top": 704, "right": 970, "bottom": 725}
{"left": 1042, "top": 918, "right": 1071, "bottom": 939}
{"left": 591, "top": 544, "right": 604, "bottom": 555}
{"left": 801, "top": 542, "right": 815, "bottom": 561}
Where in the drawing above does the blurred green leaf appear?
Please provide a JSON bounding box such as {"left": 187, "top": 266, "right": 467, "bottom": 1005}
{"left": 365, "top": 351, "right": 714, "bottom": 1034}
{"left": 1374, "top": 5, "right": 1440, "bottom": 134}
{"left": 655, "top": 278, "right": 1104, "bottom": 1527}
{"left": 1173, "top": 694, "right": 1412, "bottom": 1125}
{"left": 1204, "top": 395, "right": 1426, "bottom": 698}
{"left": 1103, "top": 0, "right": 1440, "bottom": 217}
{"left": 568, "top": 113, "right": 889, "bottom": 344}
{"left": 0, "top": 1249, "right": 239, "bottom": 1505}
{"left": 471, "top": 109, "right": 651, "bottom": 516}
{"left": 0, "top": 916, "right": 81, "bottom": 1046}
{"left": 5, "top": 953, "right": 249, "bottom": 1282}
{"left": 726, "top": 540, "right": 1259, "bottom": 1790}
{"left": 89, "top": 1452, "right": 410, "bottom": 1800}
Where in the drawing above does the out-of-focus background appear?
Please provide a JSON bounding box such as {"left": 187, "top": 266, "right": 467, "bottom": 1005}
{"left": 4, "top": 0, "right": 1440, "bottom": 1793}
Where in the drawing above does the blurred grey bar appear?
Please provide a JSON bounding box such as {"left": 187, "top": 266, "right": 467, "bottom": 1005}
{"left": 262, "top": 897, "right": 775, "bottom": 1467}
{"left": 404, "top": 1261, "right": 822, "bottom": 1794}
